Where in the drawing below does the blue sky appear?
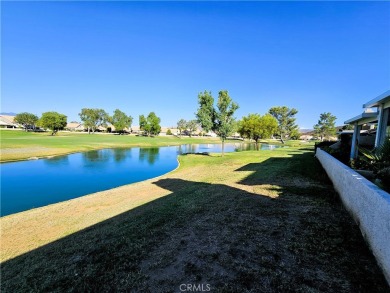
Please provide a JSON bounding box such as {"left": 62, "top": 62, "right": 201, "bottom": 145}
{"left": 2, "top": 1, "right": 389, "bottom": 128}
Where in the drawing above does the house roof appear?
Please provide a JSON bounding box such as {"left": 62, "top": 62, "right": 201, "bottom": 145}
{"left": 362, "top": 90, "right": 390, "bottom": 108}
{"left": 0, "top": 115, "right": 18, "bottom": 126}
{"left": 66, "top": 122, "right": 82, "bottom": 128}
{"left": 344, "top": 112, "right": 378, "bottom": 124}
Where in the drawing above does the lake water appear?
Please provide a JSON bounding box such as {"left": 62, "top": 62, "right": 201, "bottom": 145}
{"left": 1, "top": 143, "right": 281, "bottom": 216}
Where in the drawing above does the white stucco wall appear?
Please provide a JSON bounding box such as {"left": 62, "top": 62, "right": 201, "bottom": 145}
{"left": 316, "top": 148, "right": 390, "bottom": 284}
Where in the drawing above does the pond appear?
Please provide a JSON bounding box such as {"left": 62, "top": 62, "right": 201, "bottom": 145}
{"left": 1, "top": 143, "right": 281, "bottom": 216}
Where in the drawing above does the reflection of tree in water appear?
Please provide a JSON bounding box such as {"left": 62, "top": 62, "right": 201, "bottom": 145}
{"left": 235, "top": 143, "right": 259, "bottom": 152}
{"left": 178, "top": 144, "right": 197, "bottom": 154}
{"left": 177, "top": 145, "right": 183, "bottom": 154}
{"left": 139, "top": 148, "right": 160, "bottom": 165}
{"left": 113, "top": 148, "right": 131, "bottom": 163}
{"left": 83, "top": 150, "right": 110, "bottom": 163}
{"left": 188, "top": 144, "right": 196, "bottom": 153}
{"left": 44, "top": 155, "right": 69, "bottom": 166}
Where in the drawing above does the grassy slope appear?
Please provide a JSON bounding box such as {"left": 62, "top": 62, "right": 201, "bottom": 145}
{"left": 0, "top": 130, "right": 226, "bottom": 162}
{"left": 1, "top": 147, "right": 388, "bottom": 292}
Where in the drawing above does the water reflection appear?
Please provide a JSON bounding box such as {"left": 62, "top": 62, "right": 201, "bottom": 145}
{"left": 234, "top": 143, "right": 281, "bottom": 151}
{"left": 139, "top": 148, "right": 160, "bottom": 165}
{"left": 113, "top": 148, "right": 132, "bottom": 163}
{"left": 177, "top": 144, "right": 197, "bottom": 154}
{"left": 83, "top": 150, "right": 110, "bottom": 162}
{"left": 44, "top": 156, "right": 69, "bottom": 166}
{"left": 177, "top": 143, "right": 282, "bottom": 154}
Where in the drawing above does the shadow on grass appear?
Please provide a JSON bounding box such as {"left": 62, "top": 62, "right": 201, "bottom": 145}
{"left": 1, "top": 152, "right": 389, "bottom": 292}
{"left": 236, "top": 151, "right": 331, "bottom": 187}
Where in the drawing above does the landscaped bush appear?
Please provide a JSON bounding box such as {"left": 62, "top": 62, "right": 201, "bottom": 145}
{"left": 377, "top": 167, "right": 390, "bottom": 187}
{"left": 166, "top": 129, "right": 172, "bottom": 135}
{"left": 314, "top": 141, "right": 336, "bottom": 152}
{"left": 359, "top": 137, "right": 390, "bottom": 172}
{"left": 319, "top": 134, "right": 350, "bottom": 165}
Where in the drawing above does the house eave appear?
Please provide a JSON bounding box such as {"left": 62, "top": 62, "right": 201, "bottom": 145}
{"left": 362, "top": 90, "right": 390, "bottom": 108}
{"left": 344, "top": 112, "right": 378, "bottom": 125}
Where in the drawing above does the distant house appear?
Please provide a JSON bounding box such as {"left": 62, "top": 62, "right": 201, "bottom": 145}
{"left": 345, "top": 90, "right": 390, "bottom": 159}
{"left": 204, "top": 131, "right": 217, "bottom": 137}
{"left": 66, "top": 122, "right": 85, "bottom": 132}
{"left": 300, "top": 134, "right": 314, "bottom": 140}
{"left": 0, "top": 115, "right": 19, "bottom": 128}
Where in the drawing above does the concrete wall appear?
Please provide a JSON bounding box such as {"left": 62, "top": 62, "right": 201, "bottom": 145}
{"left": 316, "top": 148, "right": 390, "bottom": 284}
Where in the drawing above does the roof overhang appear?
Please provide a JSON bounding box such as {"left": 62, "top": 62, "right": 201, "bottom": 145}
{"left": 363, "top": 90, "right": 390, "bottom": 108}
{"left": 344, "top": 112, "right": 378, "bottom": 125}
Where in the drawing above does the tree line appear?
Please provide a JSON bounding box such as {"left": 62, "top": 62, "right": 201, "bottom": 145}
{"left": 14, "top": 109, "right": 162, "bottom": 136}
{"left": 13, "top": 91, "right": 339, "bottom": 142}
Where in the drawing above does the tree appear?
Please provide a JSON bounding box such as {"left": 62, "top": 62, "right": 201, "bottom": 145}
{"left": 139, "top": 112, "right": 161, "bottom": 136}
{"left": 289, "top": 128, "right": 301, "bottom": 140}
{"left": 39, "top": 112, "right": 67, "bottom": 135}
{"left": 238, "top": 114, "right": 278, "bottom": 149}
{"left": 14, "top": 112, "right": 38, "bottom": 131}
{"left": 186, "top": 120, "right": 198, "bottom": 137}
{"left": 139, "top": 115, "right": 148, "bottom": 135}
{"left": 342, "top": 124, "right": 354, "bottom": 131}
{"left": 148, "top": 112, "right": 161, "bottom": 136}
{"left": 268, "top": 106, "right": 299, "bottom": 143}
{"left": 314, "top": 112, "right": 337, "bottom": 141}
{"left": 177, "top": 119, "right": 187, "bottom": 137}
{"left": 79, "top": 108, "right": 109, "bottom": 134}
{"left": 111, "top": 109, "right": 132, "bottom": 134}
{"left": 196, "top": 90, "right": 239, "bottom": 156}
{"left": 196, "top": 90, "right": 215, "bottom": 133}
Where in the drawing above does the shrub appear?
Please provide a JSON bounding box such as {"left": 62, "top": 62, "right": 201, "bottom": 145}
{"left": 377, "top": 167, "right": 390, "bottom": 186}
{"left": 315, "top": 141, "right": 336, "bottom": 153}
{"left": 166, "top": 129, "right": 172, "bottom": 135}
{"left": 359, "top": 137, "right": 390, "bottom": 172}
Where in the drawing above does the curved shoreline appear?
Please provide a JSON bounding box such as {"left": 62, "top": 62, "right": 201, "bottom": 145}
{"left": 2, "top": 157, "right": 181, "bottom": 219}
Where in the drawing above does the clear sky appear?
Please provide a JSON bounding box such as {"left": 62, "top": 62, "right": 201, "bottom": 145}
{"left": 2, "top": 1, "right": 389, "bottom": 128}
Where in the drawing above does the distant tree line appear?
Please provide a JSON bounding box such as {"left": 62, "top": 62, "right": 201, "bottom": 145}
{"left": 14, "top": 93, "right": 340, "bottom": 142}
{"left": 176, "top": 119, "right": 199, "bottom": 137}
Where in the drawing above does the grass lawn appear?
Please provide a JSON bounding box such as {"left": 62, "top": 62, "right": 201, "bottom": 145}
{"left": 0, "top": 130, "right": 227, "bottom": 162}
{"left": 1, "top": 146, "right": 388, "bottom": 292}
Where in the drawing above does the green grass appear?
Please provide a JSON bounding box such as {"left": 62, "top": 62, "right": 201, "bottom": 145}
{"left": 0, "top": 130, "right": 228, "bottom": 162}
{"left": 1, "top": 147, "right": 388, "bottom": 292}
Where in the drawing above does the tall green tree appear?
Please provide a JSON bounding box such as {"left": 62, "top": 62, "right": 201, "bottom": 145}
{"left": 314, "top": 112, "right": 337, "bottom": 141}
{"left": 139, "top": 112, "right": 161, "bottom": 136}
{"left": 148, "top": 112, "right": 161, "bottom": 136}
{"left": 268, "top": 106, "right": 299, "bottom": 143}
{"left": 39, "top": 112, "right": 67, "bottom": 135}
{"left": 139, "top": 115, "right": 148, "bottom": 135}
{"left": 79, "top": 108, "right": 109, "bottom": 134}
{"left": 14, "top": 112, "right": 38, "bottom": 131}
{"left": 196, "top": 90, "right": 239, "bottom": 156}
{"left": 238, "top": 114, "right": 278, "bottom": 148}
{"left": 111, "top": 109, "right": 133, "bottom": 134}
{"left": 196, "top": 90, "right": 215, "bottom": 133}
{"left": 177, "top": 119, "right": 187, "bottom": 137}
{"left": 186, "top": 120, "right": 198, "bottom": 137}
